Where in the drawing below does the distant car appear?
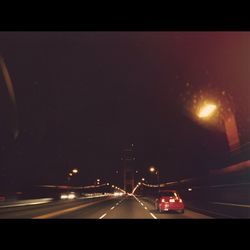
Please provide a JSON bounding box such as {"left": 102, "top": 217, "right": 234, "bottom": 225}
{"left": 60, "top": 192, "right": 77, "bottom": 200}
{"left": 155, "top": 190, "right": 184, "bottom": 213}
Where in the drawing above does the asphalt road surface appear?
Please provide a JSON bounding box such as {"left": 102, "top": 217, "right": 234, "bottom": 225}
{"left": 0, "top": 195, "right": 212, "bottom": 219}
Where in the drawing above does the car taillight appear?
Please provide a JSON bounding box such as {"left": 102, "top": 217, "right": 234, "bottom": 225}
{"left": 161, "top": 198, "right": 165, "bottom": 202}
{"left": 169, "top": 198, "right": 175, "bottom": 202}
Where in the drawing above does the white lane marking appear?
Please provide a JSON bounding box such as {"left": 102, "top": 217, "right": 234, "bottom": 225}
{"left": 99, "top": 197, "right": 126, "bottom": 219}
{"left": 211, "top": 201, "right": 250, "bottom": 208}
{"left": 150, "top": 213, "right": 157, "bottom": 219}
{"left": 99, "top": 213, "right": 107, "bottom": 219}
{"left": 132, "top": 195, "right": 157, "bottom": 219}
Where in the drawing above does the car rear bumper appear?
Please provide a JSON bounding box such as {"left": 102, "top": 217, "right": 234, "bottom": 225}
{"left": 159, "top": 202, "right": 184, "bottom": 211}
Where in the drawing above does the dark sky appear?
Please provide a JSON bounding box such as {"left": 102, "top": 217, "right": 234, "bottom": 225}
{"left": 0, "top": 32, "right": 249, "bottom": 190}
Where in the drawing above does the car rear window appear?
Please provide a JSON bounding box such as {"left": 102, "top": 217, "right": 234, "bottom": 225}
{"left": 160, "top": 192, "right": 176, "bottom": 197}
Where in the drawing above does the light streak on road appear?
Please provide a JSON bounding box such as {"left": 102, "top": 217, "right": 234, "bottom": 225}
{"left": 0, "top": 56, "right": 19, "bottom": 139}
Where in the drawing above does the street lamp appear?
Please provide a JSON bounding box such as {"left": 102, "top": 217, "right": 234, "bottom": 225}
{"left": 141, "top": 178, "right": 145, "bottom": 181}
{"left": 67, "top": 169, "right": 79, "bottom": 185}
{"left": 149, "top": 166, "right": 160, "bottom": 193}
{"left": 197, "top": 103, "right": 217, "bottom": 118}
{"left": 196, "top": 100, "right": 240, "bottom": 152}
{"left": 96, "top": 179, "right": 100, "bottom": 185}
{"left": 149, "top": 167, "right": 155, "bottom": 173}
{"left": 72, "top": 169, "right": 78, "bottom": 174}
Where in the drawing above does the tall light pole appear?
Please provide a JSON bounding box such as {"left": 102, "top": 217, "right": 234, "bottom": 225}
{"left": 149, "top": 166, "right": 160, "bottom": 193}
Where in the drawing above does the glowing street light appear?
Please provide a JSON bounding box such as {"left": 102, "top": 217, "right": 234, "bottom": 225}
{"left": 141, "top": 178, "right": 145, "bottom": 181}
{"left": 195, "top": 99, "right": 240, "bottom": 152}
{"left": 197, "top": 103, "right": 217, "bottom": 118}
{"left": 149, "top": 166, "right": 160, "bottom": 193}
{"left": 69, "top": 173, "right": 73, "bottom": 176}
{"left": 96, "top": 178, "right": 100, "bottom": 185}
{"left": 149, "top": 166, "right": 156, "bottom": 173}
{"left": 72, "top": 169, "right": 78, "bottom": 174}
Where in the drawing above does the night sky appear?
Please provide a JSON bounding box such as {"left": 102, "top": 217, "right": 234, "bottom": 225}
{"left": 0, "top": 32, "right": 249, "bottom": 190}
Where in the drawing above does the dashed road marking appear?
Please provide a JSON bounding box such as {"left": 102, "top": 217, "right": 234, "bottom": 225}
{"left": 99, "top": 213, "right": 107, "bottom": 219}
{"left": 132, "top": 195, "right": 157, "bottom": 219}
{"left": 150, "top": 213, "right": 157, "bottom": 219}
{"left": 99, "top": 197, "right": 126, "bottom": 219}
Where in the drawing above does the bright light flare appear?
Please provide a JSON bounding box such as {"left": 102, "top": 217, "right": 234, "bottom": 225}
{"left": 72, "top": 169, "right": 78, "bottom": 174}
{"left": 113, "top": 192, "right": 123, "bottom": 197}
{"left": 68, "top": 193, "right": 76, "bottom": 199}
{"left": 60, "top": 194, "right": 68, "bottom": 199}
{"left": 197, "top": 104, "right": 217, "bottom": 118}
{"left": 149, "top": 167, "right": 155, "bottom": 172}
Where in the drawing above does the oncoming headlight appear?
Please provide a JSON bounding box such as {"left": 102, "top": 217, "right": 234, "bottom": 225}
{"left": 68, "top": 193, "right": 76, "bottom": 199}
{"left": 60, "top": 194, "right": 68, "bottom": 199}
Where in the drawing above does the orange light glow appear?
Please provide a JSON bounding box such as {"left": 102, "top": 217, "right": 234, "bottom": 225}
{"left": 197, "top": 104, "right": 217, "bottom": 118}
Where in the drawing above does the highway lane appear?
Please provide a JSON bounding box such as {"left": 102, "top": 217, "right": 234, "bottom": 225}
{"left": 103, "top": 195, "right": 154, "bottom": 219}
{"left": 0, "top": 195, "right": 212, "bottom": 219}
{"left": 0, "top": 196, "right": 119, "bottom": 219}
{"left": 55, "top": 197, "right": 125, "bottom": 219}
{"left": 102, "top": 195, "right": 212, "bottom": 219}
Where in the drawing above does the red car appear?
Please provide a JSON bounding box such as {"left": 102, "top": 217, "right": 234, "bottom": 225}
{"left": 155, "top": 190, "right": 184, "bottom": 213}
